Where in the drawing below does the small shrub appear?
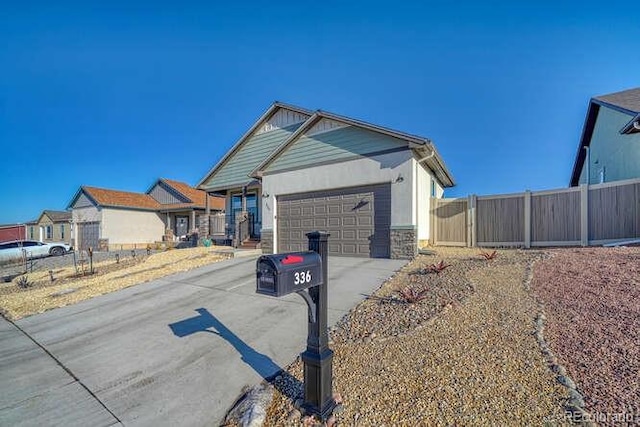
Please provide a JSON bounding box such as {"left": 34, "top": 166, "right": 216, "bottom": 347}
{"left": 427, "top": 260, "right": 450, "bottom": 274}
{"left": 396, "top": 286, "right": 429, "bottom": 304}
{"left": 479, "top": 250, "right": 498, "bottom": 260}
{"left": 16, "top": 275, "right": 33, "bottom": 289}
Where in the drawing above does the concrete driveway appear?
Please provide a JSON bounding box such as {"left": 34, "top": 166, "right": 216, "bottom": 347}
{"left": 0, "top": 255, "right": 406, "bottom": 426}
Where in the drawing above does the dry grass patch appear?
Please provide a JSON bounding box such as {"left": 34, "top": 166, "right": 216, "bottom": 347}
{"left": 0, "top": 247, "right": 229, "bottom": 320}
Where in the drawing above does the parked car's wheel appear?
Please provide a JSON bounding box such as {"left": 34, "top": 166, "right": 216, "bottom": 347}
{"left": 50, "top": 246, "right": 65, "bottom": 257}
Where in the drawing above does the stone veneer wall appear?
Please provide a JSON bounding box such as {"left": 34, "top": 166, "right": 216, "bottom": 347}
{"left": 260, "top": 230, "right": 274, "bottom": 254}
{"left": 390, "top": 227, "right": 417, "bottom": 259}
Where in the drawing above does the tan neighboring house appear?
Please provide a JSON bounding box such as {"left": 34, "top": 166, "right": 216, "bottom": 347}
{"left": 26, "top": 210, "right": 73, "bottom": 245}
{"left": 67, "top": 178, "right": 224, "bottom": 251}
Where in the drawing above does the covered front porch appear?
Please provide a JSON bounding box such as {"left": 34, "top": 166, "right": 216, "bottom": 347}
{"left": 162, "top": 209, "right": 204, "bottom": 241}
{"left": 206, "top": 186, "right": 262, "bottom": 248}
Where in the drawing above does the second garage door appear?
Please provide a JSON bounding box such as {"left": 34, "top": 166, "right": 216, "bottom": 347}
{"left": 277, "top": 184, "right": 391, "bottom": 258}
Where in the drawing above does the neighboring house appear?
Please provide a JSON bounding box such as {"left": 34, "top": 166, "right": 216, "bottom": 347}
{"left": 29, "top": 210, "right": 72, "bottom": 245}
{"left": 0, "top": 224, "right": 27, "bottom": 243}
{"left": 570, "top": 87, "right": 640, "bottom": 186}
{"left": 67, "top": 178, "right": 224, "bottom": 251}
{"left": 198, "top": 102, "right": 455, "bottom": 259}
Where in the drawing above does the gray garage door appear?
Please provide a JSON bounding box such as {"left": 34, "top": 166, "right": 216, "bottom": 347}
{"left": 78, "top": 222, "right": 100, "bottom": 251}
{"left": 277, "top": 184, "right": 391, "bottom": 258}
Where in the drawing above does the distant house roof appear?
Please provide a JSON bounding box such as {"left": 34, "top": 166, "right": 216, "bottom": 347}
{"left": 37, "top": 210, "right": 72, "bottom": 223}
{"left": 570, "top": 87, "right": 640, "bottom": 186}
{"left": 67, "top": 179, "right": 222, "bottom": 212}
{"left": 82, "top": 186, "right": 160, "bottom": 210}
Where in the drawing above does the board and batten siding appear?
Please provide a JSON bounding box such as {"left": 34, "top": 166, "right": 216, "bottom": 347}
{"left": 149, "top": 182, "right": 188, "bottom": 204}
{"left": 201, "top": 123, "right": 302, "bottom": 190}
{"left": 579, "top": 107, "right": 640, "bottom": 184}
{"left": 263, "top": 125, "right": 409, "bottom": 174}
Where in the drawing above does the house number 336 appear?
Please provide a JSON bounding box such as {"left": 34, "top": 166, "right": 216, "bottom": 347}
{"left": 294, "top": 270, "right": 312, "bottom": 285}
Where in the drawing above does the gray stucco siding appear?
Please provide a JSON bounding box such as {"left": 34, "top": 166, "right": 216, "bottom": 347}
{"left": 201, "top": 123, "right": 301, "bottom": 190}
{"left": 264, "top": 125, "right": 410, "bottom": 173}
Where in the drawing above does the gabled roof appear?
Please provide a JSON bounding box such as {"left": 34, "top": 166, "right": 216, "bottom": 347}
{"left": 80, "top": 186, "right": 161, "bottom": 210}
{"left": 570, "top": 87, "right": 640, "bottom": 186}
{"left": 37, "top": 210, "right": 72, "bottom": 223}
{"left": 197, "top": 102, "right": 313, "bottom": 190}
{"left": 199, "top": 102, "right": 455, "bottom": 190}
{"left": 593, "top": 88, "right": 640, "bottom": 114}
{"left": 67, "top": 179, "right": 219, "bottom": 211}
{"left": 250, "top": 108, "right": 455, "bottom": 187}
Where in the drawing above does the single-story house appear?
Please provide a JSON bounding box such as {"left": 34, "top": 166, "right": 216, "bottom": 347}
{"left": 27, "top": 210, "right": 72, "bottom": 245}
{"left": 198, "top": 102, "right": 455, "bottom": 259}
{"left": 67, "top": 178, "right": 224, "bottom": 251}
{"left": 570, "top": 87, "right": 640, "bottom": 186}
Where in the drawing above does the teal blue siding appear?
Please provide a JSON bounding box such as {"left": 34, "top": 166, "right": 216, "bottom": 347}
{"left": 201, "top": 124, "right": 301, "bottom": 190}
{"left": 265, "top": 126, "right": 407, "bottom": 173}
{"left": 581, "top": 107, "right": 640, "bottom": 184}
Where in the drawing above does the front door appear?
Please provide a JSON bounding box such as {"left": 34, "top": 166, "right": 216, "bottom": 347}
{"left": 176, "top": 216, "right": 189, "bottom": 237}
{"left": 230, "top": 193, "right": 260, "bottom": 239}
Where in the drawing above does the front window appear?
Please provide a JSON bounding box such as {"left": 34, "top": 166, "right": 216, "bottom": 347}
{"left": 46, "top": 225, "right": 53, "bottom": 239}
{"left": 29, "top": 227, "right": 34, "bottom": 239}
{"left": 60, "top": 224, "right": 65, "bottom": 239}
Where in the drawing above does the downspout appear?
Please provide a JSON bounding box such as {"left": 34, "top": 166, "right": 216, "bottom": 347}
{"left": 583, "top": 146, "right": 590, "bottom": 185}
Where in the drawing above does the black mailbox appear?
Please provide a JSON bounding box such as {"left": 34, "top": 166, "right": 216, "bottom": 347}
{"left": 256, "top": 251, "right": 323, "bottom": 297}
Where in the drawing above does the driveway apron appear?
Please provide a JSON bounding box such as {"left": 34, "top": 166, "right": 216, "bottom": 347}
{"left": 1, "top": 255, "right": 406, "bottom": 426}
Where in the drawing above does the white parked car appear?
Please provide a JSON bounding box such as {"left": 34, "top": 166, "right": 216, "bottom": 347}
{"left": 0, "top": 240, "right": 73, "bottom": 263}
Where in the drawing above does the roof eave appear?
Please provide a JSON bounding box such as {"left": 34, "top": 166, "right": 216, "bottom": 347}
{"left": 569, "top": 101, "right": 601, "bottom": 187}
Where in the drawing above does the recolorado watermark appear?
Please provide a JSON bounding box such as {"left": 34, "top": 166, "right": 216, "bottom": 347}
{"left": 564, "top": 409, "right": 639, "bottom": 424}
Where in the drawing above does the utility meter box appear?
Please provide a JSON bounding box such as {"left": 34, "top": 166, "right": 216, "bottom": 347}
{"left": 256, "top": 251, "right": 323, "bottom": 297}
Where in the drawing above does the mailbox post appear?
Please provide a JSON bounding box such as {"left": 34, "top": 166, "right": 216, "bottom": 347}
{"left": 301, "top": 231, "right": 335, "bottom": 420}
{"left": 255, "top": 231, "right": 335, "bottom": 421}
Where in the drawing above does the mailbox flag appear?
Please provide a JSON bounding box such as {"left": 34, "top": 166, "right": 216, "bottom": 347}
{"left": 281, "top": 254, "right": 304, "bottom": 265}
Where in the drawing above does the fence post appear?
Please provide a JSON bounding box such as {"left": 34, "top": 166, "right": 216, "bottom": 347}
{"left": 524, "top": 190, "right": 531, "bottom": 248}
{"left": 430, "top": 198, "right": 437, "bottom": 246}
{"left": 466, "top": 195, "right": 472, "bottom": 247}
{"left": 470, "top": 195, "right": 477, "bottom": 247}
{"left": 580, "top": 184, "right": 589, "bottom": 246}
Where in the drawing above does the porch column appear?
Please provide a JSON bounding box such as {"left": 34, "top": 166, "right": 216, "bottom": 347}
{"left": 166, "top": 213, "right": 171, "bottom": 229}
{"left": 191, "top": 210, "right": 196, "bottom": 233}
{"left": 205, "top": 193, "right": 211, "bottom": 215}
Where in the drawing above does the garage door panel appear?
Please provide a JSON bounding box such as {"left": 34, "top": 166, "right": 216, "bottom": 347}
{"left": 342, "top": 217, "right": 356, "bottom": 227}
{"left": 342, "top": 229, "right": 356, "bottom": 239}
{"left": 314, "top": 218, "right": 327, "bottom": 227}
{"left": 277, "top": 184, "right": 391, "bottom": 258}
{"left": 357, "top": 216, "right": 372, "bottom": 226}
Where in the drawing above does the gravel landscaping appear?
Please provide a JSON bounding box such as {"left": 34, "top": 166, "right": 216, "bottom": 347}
{"left": 532, "top": 247, "right": 640, "bottom": 426}
{"left": 249, "top": 248, "right": 570, "bottom": 426}
{"left": 0, "top": 246, "right": 230, "bottom": 320}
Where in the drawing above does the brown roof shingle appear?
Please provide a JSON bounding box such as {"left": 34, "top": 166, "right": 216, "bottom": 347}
{"left": 83, "top": 187, "right": 160, "bottom": 210}
{"left": 594, "top": 87, "right": 640, "bottom": 114}
{"left": 159, "top": 178, "right": 225, "bottom": 211}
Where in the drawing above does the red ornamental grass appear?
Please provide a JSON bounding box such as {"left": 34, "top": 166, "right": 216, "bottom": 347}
{"left": 479, "top": 250, "right": 498, "bottom": 260}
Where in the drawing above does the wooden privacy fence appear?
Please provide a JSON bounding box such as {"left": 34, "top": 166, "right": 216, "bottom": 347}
{"left": 431, "top": 178, "right": 640, "bottom": 247}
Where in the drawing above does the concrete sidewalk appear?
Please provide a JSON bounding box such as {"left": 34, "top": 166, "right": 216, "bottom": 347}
{"left": 0, "top": 256, "right": 406, "bottom": 426}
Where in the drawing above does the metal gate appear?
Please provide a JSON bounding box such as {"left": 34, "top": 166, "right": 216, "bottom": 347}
{"left": 277, "top": 184, "right": 391, "bottom": 258}
{"left": 78, "top": 222, "right": 100, "bottom": 251}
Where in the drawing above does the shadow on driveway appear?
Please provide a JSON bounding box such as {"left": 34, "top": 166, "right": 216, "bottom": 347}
{"left": 169, "top": 308, "right": 302, "bottom": 400}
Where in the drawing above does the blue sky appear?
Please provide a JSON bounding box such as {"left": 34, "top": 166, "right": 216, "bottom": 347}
{"left": 1, "top": 1, "right": 638, "bottom": 224}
